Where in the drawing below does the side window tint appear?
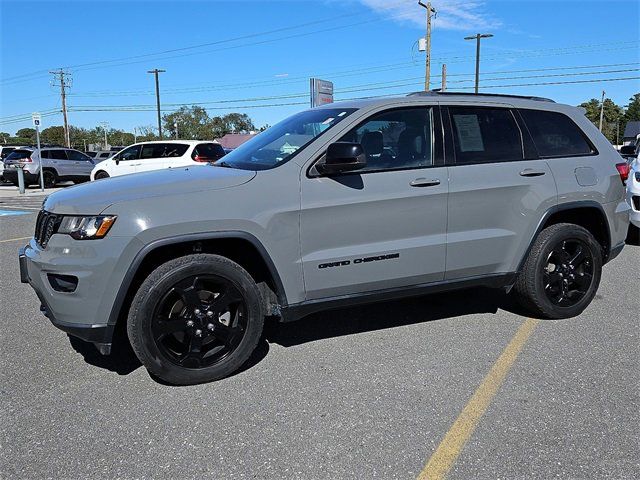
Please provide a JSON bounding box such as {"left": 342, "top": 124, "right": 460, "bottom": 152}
{"left": 141, "top": 143, "right": 189, "bottom": 159}
{"left": 40, "top": 150, "right": 50, "bottom": 159}
{"left": 519, "top": 109, "right": 595, "bottom": 157}
{"left": 118, "top": 145, "right": 141, "bottom": 161}
{"left": 449, "top": 107, "right": 524, "bottom": 164}
{"left": 49, "top": 150, "right": 68, "bottom": 160}
{"left": 337, "top": 107, "right": 434, "bottom": 172}
{"left": 67, "top": 150, "right": 91, "bottom": 161}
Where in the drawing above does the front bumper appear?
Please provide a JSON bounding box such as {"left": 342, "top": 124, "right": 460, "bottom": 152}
{"left": 18, "top": 236, "right": 136, "bottom": 354}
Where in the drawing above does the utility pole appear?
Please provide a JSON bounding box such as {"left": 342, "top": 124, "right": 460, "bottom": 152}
{"left": 147, "top": 69, "right": 165, "bottom": 139}
{"left": 50, "top": 69, "right": 72, "bottom": 147}
{"left": 441, "top": 64, "right": 447, "bottom": 91}
{"left": 418, "top": 1, "right": 436, "bottom": 91}
{"left": 133, "top": 127, "right": 137, "bottom": 143}
{"left": 464, "top": 33, "right": 493, "bottom": 94}
{"left": 599, "top": 90, "right": 606, "bottom": 132}
{"left": 174, "top": 121, "right": 179, "bottom": 139}
{"left": 100, "top": 121, "right": 109, "bottom": 149}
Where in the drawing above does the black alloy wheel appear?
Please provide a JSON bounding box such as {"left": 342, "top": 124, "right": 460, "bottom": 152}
{"left": 127, "top": 254, "right": 264, "bottom": 385}
{"left": 43, "top": 170, "right": 57, "bottom": 188}
{"left": 94, "top": 171, "right": 109, "bottom": 180}
{"left": 542, "top": 238, "right": 594, "bottom": 307}
{"left": 152, "top": 275, "right": 247, "bottom": 369}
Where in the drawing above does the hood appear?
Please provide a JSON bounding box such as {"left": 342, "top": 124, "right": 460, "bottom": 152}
{"left": 44, "top": 165, "right": 256, "bottom": 215}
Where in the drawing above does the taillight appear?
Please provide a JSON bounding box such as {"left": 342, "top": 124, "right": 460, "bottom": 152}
{"left": 19, "top": 157, "right": 32, "bottom": 163}
{"left": 615, "top": 162, "right": 630, "bottom": 185}
{"left": 193, "top": 155, "right": 210, "bottom": 163}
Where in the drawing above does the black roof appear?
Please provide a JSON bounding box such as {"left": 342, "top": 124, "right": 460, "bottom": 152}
{"left": 407, "top": 91, "right": 555, "bottom": 103}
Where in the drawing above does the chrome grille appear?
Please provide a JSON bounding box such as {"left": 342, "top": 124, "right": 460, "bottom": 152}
{"left": 34, "top": 210, "right": 59, "bottom": 248}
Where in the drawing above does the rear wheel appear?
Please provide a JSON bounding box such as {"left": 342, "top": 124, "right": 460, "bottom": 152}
{"left": 43, "top": 170, "right": 57, "bottom": 188}
{"left": 514, "top": 223, "right": 602, "bottom": 319}
{"left": 127, "top": 254, "right": 264, "bottom": 385}
{"left": 94, "top": 170, "right": 109, "bottom": 180}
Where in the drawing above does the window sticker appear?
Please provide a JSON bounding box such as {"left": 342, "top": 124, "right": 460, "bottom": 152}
{"left": 453, "top": 114, "right": 485, "bottom": 152}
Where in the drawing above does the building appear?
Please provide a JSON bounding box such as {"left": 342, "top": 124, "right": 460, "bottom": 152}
{"left": 215, "top": 133, "right": 257, "bottom": 150}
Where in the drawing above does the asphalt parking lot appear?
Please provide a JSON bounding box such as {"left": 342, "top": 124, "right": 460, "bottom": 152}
{"left": 1, "top": 198, "right": 638, "bottom": 479}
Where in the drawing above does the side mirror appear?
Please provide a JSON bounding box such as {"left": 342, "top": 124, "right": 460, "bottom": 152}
{"left": 316, "top": 142, "right": 367, "bottom": 175}
{"left": 620, "top": 145, "right": 636, "bottom": 156}
{"left": 115, "top": 159, "right": 120, "bottom": 165}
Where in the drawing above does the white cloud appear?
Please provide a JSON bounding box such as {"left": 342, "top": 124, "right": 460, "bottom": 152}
{"left": 357, "top": 0, "right": 501, "bottom": 32}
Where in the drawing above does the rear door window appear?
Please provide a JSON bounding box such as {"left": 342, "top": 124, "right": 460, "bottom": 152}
{"left": 192, "top": 143, "right": 226, "bottom": 161}
{"left": 66, "top": 150, "right": 92, "bottom": 161}
{"left": 141, "top": 143, "right": 189, "bottom": 159}
{"left": 49, "top": 150, "right": 69, "bottom": 160}
{"left": 449, "top": 107, "right": 524, "bottom": 164}
{"left": 519, "top": 109, "right": 596, "bottom": 157}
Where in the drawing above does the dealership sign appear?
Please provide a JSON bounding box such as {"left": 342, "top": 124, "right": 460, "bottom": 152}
{"left": 310, "top": 78, "right": 334, "bottom": 107}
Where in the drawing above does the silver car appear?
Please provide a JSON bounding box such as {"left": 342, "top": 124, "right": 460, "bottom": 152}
{"left": 19, "top": 92, "right": 630, "bottom": 384}
{"left": 3, "top": 147, "right": 96, "bottom": 188}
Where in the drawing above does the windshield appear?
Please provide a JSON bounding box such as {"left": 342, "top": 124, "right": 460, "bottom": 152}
{"left": 214, "top": 108, "right": 357, "bottom": 171}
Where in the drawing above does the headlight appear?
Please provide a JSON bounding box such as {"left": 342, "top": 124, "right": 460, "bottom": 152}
{"left": 57, "top": 215, "right": 116, "bottom": 240}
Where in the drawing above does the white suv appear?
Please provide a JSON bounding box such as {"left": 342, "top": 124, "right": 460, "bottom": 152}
{"left": 90, "top": 140, "right": 226, "bottom": 180}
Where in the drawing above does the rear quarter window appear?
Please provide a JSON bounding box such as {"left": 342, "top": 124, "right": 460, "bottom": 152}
{"left": 192, "top": 143, "right": 226, "bottom": 160}
{"left": 519, "top": 109, "right": 596, "bottom": 158}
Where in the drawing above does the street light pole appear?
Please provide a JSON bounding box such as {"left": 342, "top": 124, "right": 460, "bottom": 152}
{"left": 464, "top": 33, "right": 493, "bottom": 94}
{"left": 100, "top": 121, "right": 109, "bottom": 149}
{"left": 147, "top": 69, "right": 166, "bottom": 139}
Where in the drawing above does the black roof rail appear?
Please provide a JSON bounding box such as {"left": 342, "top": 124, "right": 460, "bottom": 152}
{"left": 406, "top": 91, "right": 555, "bottom": 103}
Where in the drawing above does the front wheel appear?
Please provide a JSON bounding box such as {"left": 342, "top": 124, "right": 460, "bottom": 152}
{"left": 94, "top": 170, "right": 109, "bottom": 180}
{"left": 127, "top": 254, "right": 264, "bottom": 385}
{"left": 513, "top": 223, "right": 602, "bottom": 319}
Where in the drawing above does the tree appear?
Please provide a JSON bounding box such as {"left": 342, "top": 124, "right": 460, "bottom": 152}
{"left": 40, "top": 126, "right": 66, "bottom": 145}
{"left": 624, "top": 93, "right": 640, "bottom": 122}
{"left": 579, "top": 97, "right": 623, "bottom": 144}
{"left": 15, "top": 128, "right": 36, "bottom": 141}
{"left": 162, "top": 106, "right": 212, "bottom": 140}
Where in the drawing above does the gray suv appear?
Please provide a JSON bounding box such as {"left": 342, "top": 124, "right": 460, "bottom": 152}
{"left": 3, "top": 147, "right": 95, "bottom": 188}
{"left": 19, "top": 92, "right": 630, "bottom": 385}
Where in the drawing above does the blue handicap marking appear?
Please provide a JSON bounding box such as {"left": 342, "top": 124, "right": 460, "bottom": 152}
{"left": 0, "top": 209, "right": 34, "bottom": 217}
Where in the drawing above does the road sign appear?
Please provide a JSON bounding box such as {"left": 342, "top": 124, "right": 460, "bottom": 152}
{"left": 310, "top": 78, "right": 334, "bottom": 107}
{"left": 32, "top": 112, "right": 42, "bottom": 128}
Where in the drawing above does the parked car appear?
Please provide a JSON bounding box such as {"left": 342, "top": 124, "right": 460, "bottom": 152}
{"left": 92, "top": 151, "right": 115, "bottom": 163}
{"left": 19, "top": 92, "right": 630, "bottom": 385}
{"left": 0, "top": 145, "right": 22, "bottom": 183}
{"left": 90, "top": 140, "right": 226, "bottom": 180}
{"left": 626, "top": 156, "right": 640, "bottom": 242}
{"left": 3, "top": 147, "right": 95, "bottom": 188}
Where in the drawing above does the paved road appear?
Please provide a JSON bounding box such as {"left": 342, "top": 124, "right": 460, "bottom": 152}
{"left": 1, "top": 211, "right": 638, "bottom": 479}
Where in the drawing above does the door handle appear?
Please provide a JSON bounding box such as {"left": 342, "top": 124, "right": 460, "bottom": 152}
{"left": 519, "top": 168, "right": 546, "bottom": 177}
{"left": 410, "top": 178, "right": 441, "bottom": 187}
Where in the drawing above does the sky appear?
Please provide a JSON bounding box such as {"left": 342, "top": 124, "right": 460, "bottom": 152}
{"left": 1, "top": 0, "right": 639, "bottom": 135}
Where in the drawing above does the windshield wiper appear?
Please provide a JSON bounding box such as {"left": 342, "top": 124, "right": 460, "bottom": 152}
{"left": 212, "top": 160, "right": 233, "bottom": 168}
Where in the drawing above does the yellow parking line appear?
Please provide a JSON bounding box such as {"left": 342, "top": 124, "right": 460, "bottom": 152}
{"left": 0, "top": 236, "right": 31, "bottom": 244}
{"left": 417, "top": 318, "right": 539, "bottom": 480}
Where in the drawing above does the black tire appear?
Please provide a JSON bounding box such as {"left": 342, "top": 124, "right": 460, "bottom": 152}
{"left": 626, "top": 224, "right": 640, "bottom": 246}
{"left": 127, "top": 254, "right": 264, "bottom": 385}
{"left": 42, "top": 169, "right": 57, "bottom": 188}
{"left": 513, "top": 223, "right": 602, "bottom": 319}
{"left": 94, "top": 171, "right": 109, "bottom": 180}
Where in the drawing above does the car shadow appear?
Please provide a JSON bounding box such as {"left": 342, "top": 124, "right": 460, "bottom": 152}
{"left": 265, "top": 287, "right": 524, "bottom": 348}
{"left": 67, "top": 286, "right": 525, "bottom": 381}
